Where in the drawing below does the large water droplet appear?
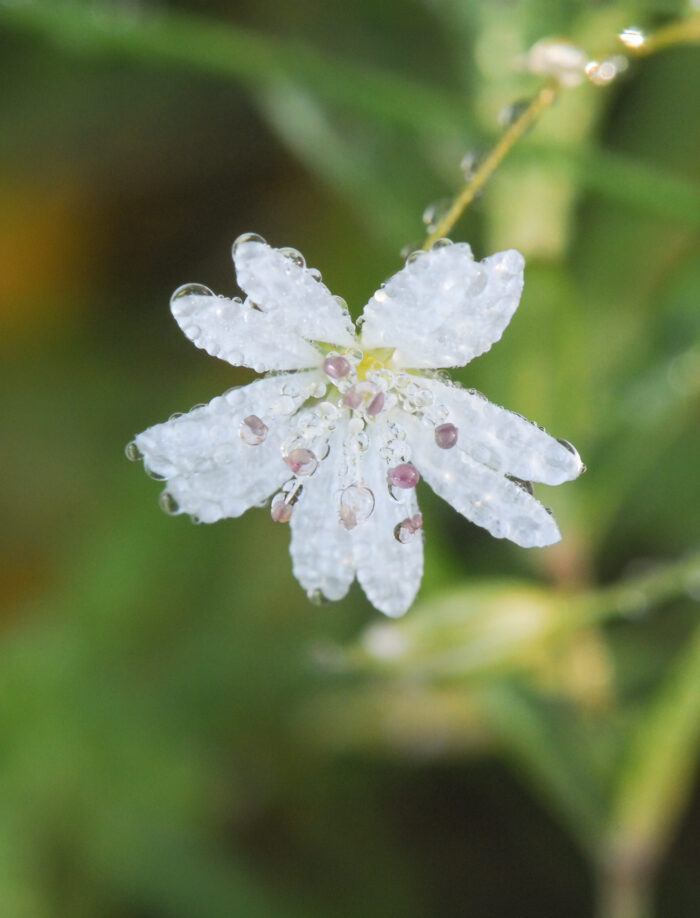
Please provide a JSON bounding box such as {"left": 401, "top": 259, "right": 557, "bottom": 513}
{"left": 434, "top": 423, "right": 458, "bottom": 449}
{"left": 240, "top": 414, "right": 268, "bottom": 445}
{"left": 284, "top": 448, "right": 318, "bottom": 477}
{"left": 170, "top": 283, "right": 214, "bottom": 309}
{"left": 339, "top": 484, "right": 375, "bottom": 530}
{"left": 394, "top": 513, "right": 423, "bottom": 543}
{"left": 125, "top": 441, "right": 142, "bottom": 462}
{"left": 323, "top": 355, "right": 351, "bottom": 379}
{"left": 387, "top": 463, "right": 420, "bottom": 489}
{"left": 231, "top": 232, "right": 266, "bottom": 258}
{"left": 145, "top": 467, "right": 166, "bottom": 481}
{"left": 270, "top": 492, "right": 293, "bottom": 523}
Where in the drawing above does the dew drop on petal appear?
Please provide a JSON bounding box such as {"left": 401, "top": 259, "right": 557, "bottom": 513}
{"left": 145, "top": 467, "right": 166, "bottom": 481}
{"left": 557, "top": 438, "right": 580, "bottom": 458}
{"left": 342, "top": 386, "right": 363, "bottom": 410}
{"left": 240, "top": 414, "right": 268, "bottom": 445}
{"left": 387, "top": 463, "right": 420, "bottom": 489}
{"left": 323, "top": 355, "right": 351, "bottom": 379}
{"left": 339, "top": 484, "right": 375, "bottom": 530}
{"left": 308, "top": 267, "right": 323, "bottom": 282}
{"left": 284, "top": 448, "right": 318, "bottom": 477}
{"left": 430, "top": 237, "right": 453, "bottom": 250}
{"left": 158, "top": 491, "right": 179, "bottom": 515}
{"left": 170, "top": 283, "right": 214, "bottom": 310}
{"left": 506, "top": 475, "right": 534, "bottom": 496}
{"left": 231, "top": 232, "right": 266, "bottom": 257}
{"left": 394, "top": 513, "right": 423, "bottom": 543}
{"left": 434, "top": 423, "right": 458, "bottom": 449}
{"left": 125, "top": 441, "right": 143, "bottom": 462}
{"left": 405, "top": 249, "right": 425, "bottom": 265}
{"left": 270, "top": 493, "right": 293, "bottom": 523}
{"left": 279, "top": 246, "right": 305, "bottom": 267}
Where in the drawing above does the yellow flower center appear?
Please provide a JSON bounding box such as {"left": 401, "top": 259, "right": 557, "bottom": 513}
{"left": 354, "top": 348, "right": 395, "bottom": 381}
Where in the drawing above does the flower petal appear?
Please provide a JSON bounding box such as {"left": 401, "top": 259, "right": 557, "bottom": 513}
{"left": 134, "top": 372, "right": 322, "bottom": 522}
{"left": 359, "top": 243, "right": 525, "bottom": 368}
{"left": 289, "top": 429, "right": 355, "bottom": 602}
{"left": 404, "top": 415, "right": 560, "bottom": 547}
{"left": 415, "top": 377, "right": 584, "bottom": 484}
{"left": 171, "top": 289, "right": 324, "bottom": 372}
{"left": 233, "top": 238, "right": 356, "bottom": 348}
{"left": 351, "top": 420, "right": 424, "bottom": 616}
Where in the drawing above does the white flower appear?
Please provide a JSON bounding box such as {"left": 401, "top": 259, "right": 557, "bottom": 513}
{"left": 129, "top": 235, "right": 584, "bottom": 617}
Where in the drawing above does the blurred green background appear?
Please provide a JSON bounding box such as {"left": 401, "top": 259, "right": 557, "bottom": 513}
{"left": 1, "top": 1, "right": 699, "bottom": 916}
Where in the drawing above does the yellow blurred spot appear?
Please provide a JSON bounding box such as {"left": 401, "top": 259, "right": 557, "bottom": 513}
{"left": 0, "top": 182, "right": 95, "bottom": 340}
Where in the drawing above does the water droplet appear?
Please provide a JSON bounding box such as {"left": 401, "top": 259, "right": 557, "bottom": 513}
{"left": 284, "top": 448, "right": 318, "bottom": 477}
{"left": 422, "top": 199, "right": 452, "bottom": 232}
{"left": 400, "top": 241, "right": 421, "bottom": 260}
{"left": 158, "top": 491, "right": 179, "bottom": 515}
{"left": 270, "top": 493, "right": 293, "bottom": 523}
{"left": 387, "top": 463, "right": 420, "bottom": 489}
{"left": 367, "top": 391, "right": 385, "bottom": 416}
{"left": 170, "top": 283, "right": 214, "bottom": 310}
{"left": 467, "top": 388, "right": 488, "bottom": 401}
{"left": 279, "top": 246, "right": 305, "bottom": 267}
{"left": 308, "top": 267, "right": 322, "bottom": 282}
{"left": 145, "top": 467, "right": 166, "bottom": 481}
{"left": 240, "top": 414, "right": 268, "bottom": 445}
{"left": 619, "top": 26, "right": 645, "bottom": 49}
{"left": 339, "top": 484, "right": 375, "bottom": 530}
{"left": 333, "top": 295, "right": 349, "bottom": 312}
{"left": 434, "top": 423, "right": 458, "bottom": 449}
{"left": 342, "top": 386, "right": 363, "bottom": 410}
{"left": 308, "top": 588, "right": 330, "bottom": 606}
{"left": 351, "top": 431, "right": 369, "bottom": 453}
{"left": 323, "top": 355, "right": 351, "bottom": 379}
{"left": 231, "top": 232, "right": 266, "bottom": 258}
{"left": 556, "top": 438, "right": 580, "bottom": 461}
{"left": 506, "top": 475, "right": 534, "bottom": 495}
{"left": 498, "top": 99, "right": 531, "bottom": 128}
{"left": 125, "top": 441, "right": 142, "bottom": 462}
{"left": 430, "top": 237, "right": 453, "bottom": 250}
{"left": 460, "top": 149, "right": 482, "bottom": 178}
{"left": 394, "top": 513, "right": 423, "bottom": 543}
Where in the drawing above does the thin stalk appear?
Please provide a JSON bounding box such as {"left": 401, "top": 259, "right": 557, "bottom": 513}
{"left": 422, "top": 84, "right": 559, "bottom": 248}
{"left": 421, "top": 13, "right": 700, "bottom": 247}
